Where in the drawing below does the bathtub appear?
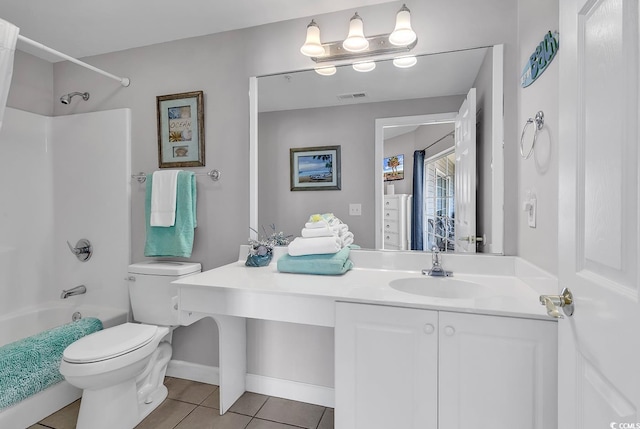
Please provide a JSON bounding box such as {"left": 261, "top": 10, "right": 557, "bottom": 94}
{"left": 0, "top": 300, "right": 128, "bottom": 429}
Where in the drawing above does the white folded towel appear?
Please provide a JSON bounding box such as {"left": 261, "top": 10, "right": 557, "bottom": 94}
{"left": 288, "top": 236, "right": 341, "bottom": 256}
{"left": 150, "top": 170, "right": 181, "bottom": 227}
{"left": 333, "top": 224, "right": 349, "bottom": 236}
{"left": 341, "top": 231, "right": 354, "bottom": 247}
{"left": 304, "top": 220, "right": 329, "bottom": 229}
{"left": 302, "top": 227, "right": 336, "bottom": 238}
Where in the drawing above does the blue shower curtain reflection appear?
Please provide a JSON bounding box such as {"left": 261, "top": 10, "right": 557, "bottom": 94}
{"left": 411, "top": 150, "right": 425, "bottom": 250}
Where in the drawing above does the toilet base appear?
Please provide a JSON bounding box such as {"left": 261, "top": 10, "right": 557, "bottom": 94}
{"left": 74, "top": 342, "right": 172, "bottom": 429}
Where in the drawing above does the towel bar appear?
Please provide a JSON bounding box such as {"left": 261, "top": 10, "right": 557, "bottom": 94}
{"left": 131, "top": 169, "right": 221, "bottom": 184}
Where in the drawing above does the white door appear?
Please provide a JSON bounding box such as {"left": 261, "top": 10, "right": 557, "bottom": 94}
{"left": 454, "top": 88, "right": 477, "bottom": 253}
{"left": 558, "top": 1, "right": 640, "bottom": 428}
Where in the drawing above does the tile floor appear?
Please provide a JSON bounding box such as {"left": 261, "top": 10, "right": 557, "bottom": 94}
{"left": 29, "top": 377, "right": 334, "bottom": 429}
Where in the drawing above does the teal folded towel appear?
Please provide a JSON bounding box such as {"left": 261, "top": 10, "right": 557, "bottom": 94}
{"left": 277, "top": 246, "right": 353, "bottom": 275}
{"left": 145, "top": 171, "right": 197, "bottom": 258}
{"left": 0, "top": 317, "right": 103, "bottom": 410}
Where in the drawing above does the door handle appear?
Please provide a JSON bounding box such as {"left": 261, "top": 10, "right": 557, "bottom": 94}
{"left": 457, "top": 235, "right": 484, "bottom": 243}
{"left": 539, "top": 288, "right": 574, "bottom": 319}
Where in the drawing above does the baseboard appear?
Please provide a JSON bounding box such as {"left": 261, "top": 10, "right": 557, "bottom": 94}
{"left": 245, "top": 374, "right": 334, "bottom": 408}
{"left": 167, "top": 360, "right": 220, "bottom": 385}
{"left": 167, "top": 360, "right": 334, "bottom": 408}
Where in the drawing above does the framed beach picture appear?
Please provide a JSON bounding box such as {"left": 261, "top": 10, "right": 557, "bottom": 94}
{"left": 156, "top": 91, "right": 205, "bottom": 168}
{"left": 383, "top": 154, "right": 404, "bottom": 181}
{"left": 290, "top": 145, "right": 341, "bottom": 191}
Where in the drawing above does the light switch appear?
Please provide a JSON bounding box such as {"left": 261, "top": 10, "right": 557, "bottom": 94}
{"left": 349, "top": 203, "right": 362, "bottom": 216}
{"left": 523, "top": 191, "right": 537, "bottom": 228}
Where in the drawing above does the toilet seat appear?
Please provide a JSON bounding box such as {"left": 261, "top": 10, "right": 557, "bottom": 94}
{"left": 63, "top": 323, "right": 158, "bottom": 363}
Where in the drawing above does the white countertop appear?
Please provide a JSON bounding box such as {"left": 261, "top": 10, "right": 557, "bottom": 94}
{"left": 174, "top": 247, "right": 556, "bottom": 322}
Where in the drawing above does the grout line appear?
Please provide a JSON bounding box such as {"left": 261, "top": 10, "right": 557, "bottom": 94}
{"left": 315, "top": 407, "right": 328, "bottom": 429}
{"left": 169, "top": 403, "right": 198, "bottom": 429}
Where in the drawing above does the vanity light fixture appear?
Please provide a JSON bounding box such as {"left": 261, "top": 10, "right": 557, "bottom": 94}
{"left": 343, "top": 13, "right": 369, "bottom": 52}
{"left": 389, "top": 4, "right": 417, "bottom": 46}
{"left": 353, "top": 61, "right": 376, "bottom": 72}
{"left": 300, "top": 4, "right": 417, "bottom": 64}
{"left": 300, "top": 20, "right": 325, "bottom": 57}
{"left": 393, "top": 55, "right": 417, "bottom": 68}
{"left": 315, "top": 65, "right": 337, "bottom": 76}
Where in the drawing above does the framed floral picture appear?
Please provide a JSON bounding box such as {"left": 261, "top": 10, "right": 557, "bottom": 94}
{"left": 156, "top": 91, "right": 205, "bottom": 168}
{"left": 290, "top": 145, "right": 341, "bottom": 191}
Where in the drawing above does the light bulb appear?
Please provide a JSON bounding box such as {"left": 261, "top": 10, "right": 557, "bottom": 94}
{"left": 343, "top": 13, "right": 369, "bottom": 53}
{"left": 315, "top": 66, "right": 337, "bottom": 76}
{"left": 353, "top": 61, "right": 376, "bottom": 72}
{"left": 393, "top": 55, "right": 417, "bottom": 68}
{"left": 300, "top": 20, "right": 325, "bottom": 57}
{"left": 389, "top": 4, "right": 417, "bottom": 46}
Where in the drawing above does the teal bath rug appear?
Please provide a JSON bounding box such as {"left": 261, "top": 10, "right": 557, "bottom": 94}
{"left": 0, "top": 317, "right": 103, "bottom": 410}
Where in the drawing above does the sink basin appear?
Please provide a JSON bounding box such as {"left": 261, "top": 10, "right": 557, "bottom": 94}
{"left": 389, "top": 277, "right": 492, "bottom": 299}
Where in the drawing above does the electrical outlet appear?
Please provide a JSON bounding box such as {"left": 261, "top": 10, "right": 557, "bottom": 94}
{"left": 349, "top": 203, "right": 362, "bottom": 216}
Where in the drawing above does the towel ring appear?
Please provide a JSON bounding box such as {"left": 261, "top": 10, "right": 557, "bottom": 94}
{"left": 520, "top": 111, "right": 544, "bottom": 160}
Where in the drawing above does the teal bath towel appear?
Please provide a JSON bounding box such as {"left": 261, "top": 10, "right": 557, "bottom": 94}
{"left": 144, "top": 171, "right": 197, "bottom": 258}
{"left": 277, "top": 246, "right": 353, "bottom": 275}
{"left": 0, "top": 317, "right": 103, "bottom": 410}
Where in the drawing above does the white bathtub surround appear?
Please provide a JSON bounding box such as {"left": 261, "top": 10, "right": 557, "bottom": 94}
{"left": 0, "top": 301, "right": 127, "bottom": 429}
{"left": 172, "top": 246, "right": 558, "bottom": 423}
{"left": 0, "top": 107, "right": 132, "bottom": 312}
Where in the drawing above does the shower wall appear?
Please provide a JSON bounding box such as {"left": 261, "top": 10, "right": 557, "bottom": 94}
{"left": 0, "top": 107, "right": 132, "bottom": 316}
{"left": 0, "top": 108, "right": 54, "bottom": 314}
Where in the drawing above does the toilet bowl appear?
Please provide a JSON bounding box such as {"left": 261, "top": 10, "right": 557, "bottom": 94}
{"left": 59, "top": 261, "right": 201, "bottom": 429}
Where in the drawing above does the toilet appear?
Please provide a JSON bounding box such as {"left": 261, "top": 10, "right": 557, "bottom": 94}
{"left": 59, "top": 261, "right": 201, "bottom": 429}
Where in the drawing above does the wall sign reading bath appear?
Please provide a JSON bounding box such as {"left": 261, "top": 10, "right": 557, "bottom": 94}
{"left": 521, "top": 31, "right": 559, "bottom": 88}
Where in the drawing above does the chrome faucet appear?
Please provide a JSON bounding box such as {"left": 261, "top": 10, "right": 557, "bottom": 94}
{"left": 422, "top": 246, "right": 452, "bottom": 277}
{"left": 60, "top": 285, "right": 87, "bottom": 299}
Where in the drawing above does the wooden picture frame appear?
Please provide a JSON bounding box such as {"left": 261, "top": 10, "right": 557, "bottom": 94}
{"left": 290, "top": 145, "right": 341, "bottom": 191}
{"left": 156, "top": 90, "right": 205, "bottom": 168}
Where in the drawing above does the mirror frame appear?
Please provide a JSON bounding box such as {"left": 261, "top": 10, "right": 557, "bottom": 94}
{"left": 249, "top": 44, "right": 504, "bottom": 252}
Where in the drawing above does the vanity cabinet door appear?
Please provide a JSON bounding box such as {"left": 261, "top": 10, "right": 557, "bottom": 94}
{"left": 335, "top": 302, "right": 438, "bottom": 429}
{"left": 438, "top": 311, "right": 558, "bottom": 429}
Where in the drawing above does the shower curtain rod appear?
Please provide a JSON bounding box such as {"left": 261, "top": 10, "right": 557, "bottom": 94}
{"left": 422, "top": 130, "right": 455, "bottom": 151}
{"left": 17, "top": 35, "right": 130, "bottom": 87}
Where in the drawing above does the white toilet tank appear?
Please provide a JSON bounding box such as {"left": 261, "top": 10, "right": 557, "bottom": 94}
{"left": 128, "top": 261, "right": 201, "bottom": 326}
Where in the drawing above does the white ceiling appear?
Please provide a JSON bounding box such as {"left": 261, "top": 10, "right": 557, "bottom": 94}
{"left": 0, "top": 0, "right": 390, "bottom": 61}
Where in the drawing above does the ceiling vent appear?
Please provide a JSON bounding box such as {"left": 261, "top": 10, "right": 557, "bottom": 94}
{"left": 337, "top": 92, "right": 367, "bottom": 101}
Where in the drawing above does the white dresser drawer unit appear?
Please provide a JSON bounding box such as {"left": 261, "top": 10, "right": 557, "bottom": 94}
{"left": 383, "top": 194, "right": 412, "bottom": 250}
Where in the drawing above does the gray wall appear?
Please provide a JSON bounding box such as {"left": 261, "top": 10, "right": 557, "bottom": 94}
{"left": 7, "top": 51, "right": 53, "bottom": 116}
{"left": 259, "top": 96, "right": 464, "bottom": 249}
{"left": 517, "top": 0, "right": 559, "bottom": 274}
{"left": 9, "top": 0, "right": 522, "bottom": 387}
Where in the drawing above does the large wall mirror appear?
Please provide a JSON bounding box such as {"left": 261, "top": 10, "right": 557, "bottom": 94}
{"left": 250, "top": 45, "right": 504, "bottom": 254}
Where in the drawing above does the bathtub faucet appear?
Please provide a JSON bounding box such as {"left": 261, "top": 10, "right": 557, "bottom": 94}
{"left": 61, "top": 285, "right": 87, "bottom": 299}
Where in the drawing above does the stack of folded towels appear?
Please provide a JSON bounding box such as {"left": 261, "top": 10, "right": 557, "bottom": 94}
{"left": 277, "top": 213, "right": 356, "bottom": 275}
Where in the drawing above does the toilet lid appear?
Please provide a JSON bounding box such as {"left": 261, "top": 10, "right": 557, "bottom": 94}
{"left": 63, "top": 323, "right": 158, "bottom": 363}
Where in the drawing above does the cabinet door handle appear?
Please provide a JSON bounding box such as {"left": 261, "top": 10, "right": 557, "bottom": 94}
{"left": 444, "top": 326, "right": 455, "bottom": 336}
{"left": 423, "top": 323, "right": 435, "bottom": 334}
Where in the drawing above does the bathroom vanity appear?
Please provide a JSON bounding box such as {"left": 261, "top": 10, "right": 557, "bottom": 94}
{"left": 174, "top": 247, "right": 558, "bottom": 429}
